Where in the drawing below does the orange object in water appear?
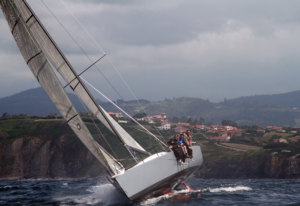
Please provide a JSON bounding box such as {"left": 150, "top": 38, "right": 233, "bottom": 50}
{"left": 177, "top": 193, "right": 191, "bottom": 200}
{"left": 167, "top": 193, "right": 175, "bottom": 196}
{"left": 181, "top": 181, "right": 197, "bottom": 192}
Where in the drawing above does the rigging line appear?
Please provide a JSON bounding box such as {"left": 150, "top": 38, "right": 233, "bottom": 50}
{"left": 41, "top": 0, "right": 137, "bottom": 117}
{"left": 77, "top": 95, "right": 120, "bottom": 160}
{"left": 59, "top": 0, "right": 167, "bottom": 142}
{"left": 59, "top": 0, "right": 104, "bottom": 53}
{"left": 27, "top": 0, "right": 103, "bottom": 53}
{"left": 64, "top": 54, "right": 106, "bottom": 89}
{"left": 106, "top": 55, "right": 168, "bottom": 143}
{"left": 81, "top": 77, "right": 168, "bottom": 149}
{"left": 116, "top": 143, "right": 165, "bottom": 162}
{"left": 37, "top": 0, "right": 133, "bottom": 150}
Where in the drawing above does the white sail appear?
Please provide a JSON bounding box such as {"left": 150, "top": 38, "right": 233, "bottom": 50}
{"left": 0, "top": 0, "right": 124, "bottom": 175}
{"left": 13, "top": 0, "right": 148, "bottom": 155}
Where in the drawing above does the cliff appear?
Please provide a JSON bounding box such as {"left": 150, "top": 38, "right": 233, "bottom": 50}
{"left": 1, "top": 119, "right": 300, "bottom": 180}
{"left": 0, "top": 135, "right": 105, "bottom": 180}
{"left": 2, "top": 136, "right": 300, "bottom": 180}
{"left": 195, "top": 151, "right": 300, "bottom": 179}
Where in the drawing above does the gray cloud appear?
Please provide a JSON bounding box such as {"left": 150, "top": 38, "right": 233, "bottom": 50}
{"left": 1, "top": 0, "right": 300, "bottom": 103}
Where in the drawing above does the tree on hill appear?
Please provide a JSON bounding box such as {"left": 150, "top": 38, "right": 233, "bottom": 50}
{"left": 251, "top": 124, "right": 259, "bottom": 130}
{"left": 180, "top": 116, "right": 188, "bottom": 123}
{"left": 11, "top": 114, "right": 27, "bottom": 119}
{"left": 199, "top": 117, "right": 205, "bottom": 124}
{"left": 221, "top": 119, "right": 237, "bottom": 127}
{"left": 172, "top": 116, "right": 179, "bottom": 123}
{"left": 187, "top": 117, "right": 193, "bottom": 124}
{"left": 1, "top": 112, "right": 10, "bottom": 118}
{"left": 133, "top": 112, "right": 148, "bottom": 118}
{"left": 193, "top": 119, "right": 199, "bottom": 125}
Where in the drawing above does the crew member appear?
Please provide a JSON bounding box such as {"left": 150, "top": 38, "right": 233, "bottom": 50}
{"left": 184, "top": 130, "right": 193, "bottom": 160}
{"left": 168, "top": 134, "right": 186, "bottom": 164}
{"left": 179, "top": 133, "right": 190, "bottom": 158}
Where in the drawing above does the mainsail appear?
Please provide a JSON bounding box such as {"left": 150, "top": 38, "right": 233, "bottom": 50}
{"left": 12, "top": 0, "right": 148, "bottom": 156}
{"left": 0, "top": 0, "right": 123, "bottom": 175}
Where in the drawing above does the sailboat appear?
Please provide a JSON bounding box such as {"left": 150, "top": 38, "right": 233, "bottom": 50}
{"left": 0, "top": 0, "right": 203, "bottom": 202}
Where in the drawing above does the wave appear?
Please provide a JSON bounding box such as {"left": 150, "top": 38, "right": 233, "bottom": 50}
{"left": 53, "top": 183, "right": 130, "bottom": 205}
{"left": 209, "top": 186, "right": 252, "bottom": 193}
{"left": 140, "top": 185, "right": 252, "bottom": 205}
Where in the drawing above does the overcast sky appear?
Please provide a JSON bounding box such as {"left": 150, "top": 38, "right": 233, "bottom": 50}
{"left": 1, "top": 0, "right": 300, "bottom": 102}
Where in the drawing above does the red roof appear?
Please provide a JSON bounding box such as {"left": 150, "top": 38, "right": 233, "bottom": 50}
{"left": 267, "top": 126, "right": 282, "bottom": 130}
{"left": 178, "top": 122, "right": 190, "bottom": 125}
{"left": 209, "top": 136, "right": 229, "bottom": 140}
{"left": 153, "top": 115, "right": 167, "bottom": 119}
{"left": 207, "top": 130, "right": 215, "bottom": 133}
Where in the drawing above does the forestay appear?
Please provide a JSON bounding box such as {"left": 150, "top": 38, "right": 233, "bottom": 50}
{"left": 0, "top": 0, "right": 123, "bottom": 175}
{"left": 13, "top": 0, "right": 148, "bottom": 155}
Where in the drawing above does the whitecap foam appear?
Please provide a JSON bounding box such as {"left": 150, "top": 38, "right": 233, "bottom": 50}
{"left": 209, "top": 186, "right": 252, "bottom": 193}
{"left": 140, "top": 188, "right": 204, "bottom": 205}
{"left": 140, "top": 194, "right": 171, "bottom": 205}
{"left": 53, "top": 183, "right": 130, "bottom": 205}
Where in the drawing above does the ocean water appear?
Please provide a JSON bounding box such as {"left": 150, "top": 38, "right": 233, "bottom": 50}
{"left": 0, "top": 178, "right": 300, "bottom": 205}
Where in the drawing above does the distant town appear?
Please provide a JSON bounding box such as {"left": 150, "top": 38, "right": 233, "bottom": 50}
{"left": 106, "top": 112, "right": 300, "bottom": 147}
{"left": 1, "top": 111, "right": 300, "bottom": 156}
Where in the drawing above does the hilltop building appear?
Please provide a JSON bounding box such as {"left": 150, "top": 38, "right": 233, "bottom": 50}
{"left": 272, "top": 138, "right": 288, "bottom": 143}
{"left": 152, "top": 113, "right": 168, "bottom": 122}
{"left": 108, "top": 112, "right": 123, "bottom": 118}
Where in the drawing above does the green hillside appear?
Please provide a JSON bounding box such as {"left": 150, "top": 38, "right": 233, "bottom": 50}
{"left": 1, "top": 88, "right": 300, "bottom": 127}
{"left": 228, "top": 90, "right": 300, "bottom": 109}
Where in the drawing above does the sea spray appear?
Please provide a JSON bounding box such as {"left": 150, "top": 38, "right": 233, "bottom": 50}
{"left": 54, "top": 183, "right": 130, "bottom": 205}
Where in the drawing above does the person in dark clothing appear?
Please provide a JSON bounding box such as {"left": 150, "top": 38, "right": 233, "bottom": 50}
{"left": 168, "top": 134, "right": 186, "bottom": 164}
{"left": 184, "top": 130, "right": 193, "bottom": 160}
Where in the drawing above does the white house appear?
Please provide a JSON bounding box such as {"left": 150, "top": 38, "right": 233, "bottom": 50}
{"left": 157, "top": 123, "right": 171, "bottom": 130}
{"left": 118, "top": 120, "right": 128, "bottom": 124}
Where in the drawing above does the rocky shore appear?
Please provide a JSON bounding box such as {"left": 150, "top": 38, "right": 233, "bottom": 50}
{"left": 0, "top": 136, "right": 104, "bottom": 180}
{"left": 1, "top": 136, "right": 300, "bottom": 180}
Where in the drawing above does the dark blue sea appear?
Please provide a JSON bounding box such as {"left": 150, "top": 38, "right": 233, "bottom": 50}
{"left": 0, "top": 178, "right": 300, "bottom": 205}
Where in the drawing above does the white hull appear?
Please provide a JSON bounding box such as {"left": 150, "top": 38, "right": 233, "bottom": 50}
{"left": 113, "top": 146, "right": 203, "bottom": 202}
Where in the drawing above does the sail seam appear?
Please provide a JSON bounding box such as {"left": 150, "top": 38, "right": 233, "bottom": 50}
{"left": 36, "top": 60, "right": 48, "bottom": 82}
{"left": 27, "top": 51, "right": 42, "bottom": 65}
{"left": 11, "top": 17, "right": 19, "bottom": 34}
{"left": 25, "top": 14, "right": 33, "bottom": 23}
{"left": 67, "top": 114, "right": 78, "bottom": 123}
{"left": 73, "top": 81, "right": 80, "bottom": 90}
